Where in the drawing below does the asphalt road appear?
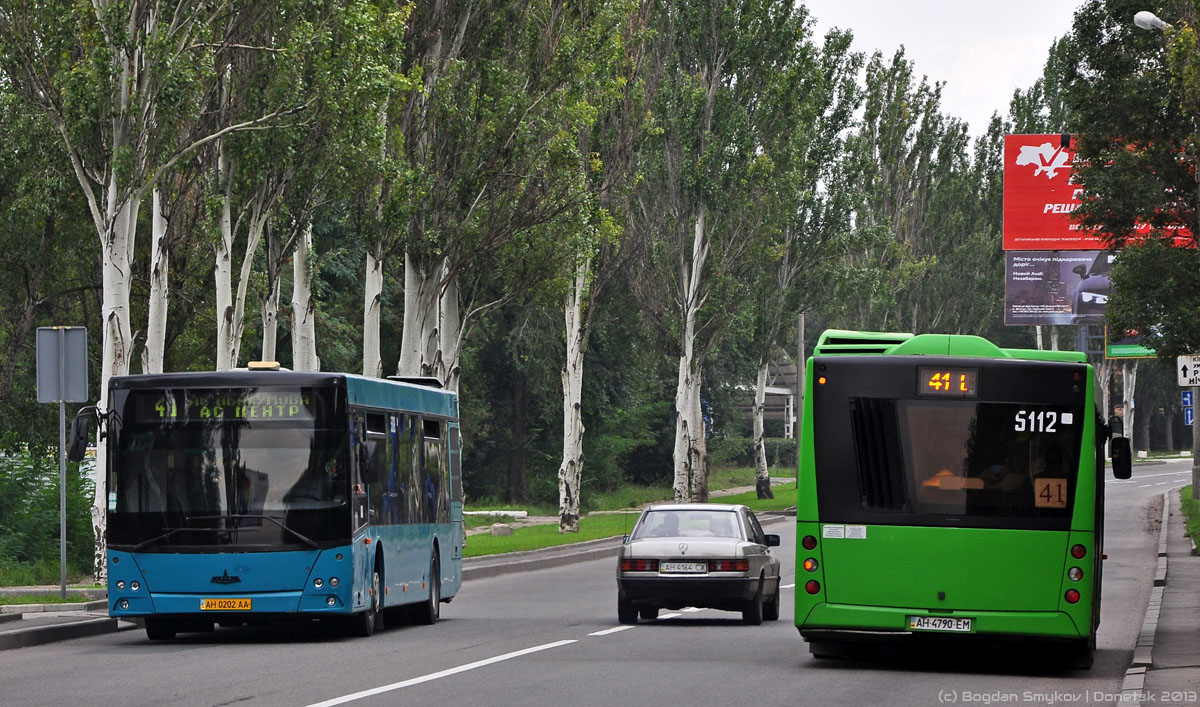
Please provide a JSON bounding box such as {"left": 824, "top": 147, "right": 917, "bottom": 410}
{"left": 0, "top": 460, "right": 1190, "bottom": 707}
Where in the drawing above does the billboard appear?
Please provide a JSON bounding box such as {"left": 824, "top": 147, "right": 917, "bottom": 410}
{"left": 1004, "top": 250, "right": 1112, "bottom": 325}
{"left": 1002, "top": 134, "right": 1100, "bottom": 250}
{"left": 1105, "top": 328, "right": 1156, "bottom": 359}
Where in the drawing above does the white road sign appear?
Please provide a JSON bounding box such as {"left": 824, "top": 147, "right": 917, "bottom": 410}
{"left": 1178, "top": 355, "right": 1200, "bottom": 387}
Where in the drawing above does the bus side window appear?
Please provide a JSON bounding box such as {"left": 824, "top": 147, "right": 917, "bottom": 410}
{"left": 424, "top": 419, "right": 447, "bottom": 523}
{"left": 449, "top": 426, "right": 463, "bottom": 505}
{"left": 408, "top": 415, "right": 424, "bottom": 523}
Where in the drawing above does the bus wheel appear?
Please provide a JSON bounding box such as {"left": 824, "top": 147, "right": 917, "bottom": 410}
{"left": 144, "top": 617, "right": 176, "bottom": 641}
{"left": 350, "top": 570, "right": 381, "bottom": 637}
{"left": 413, "top": 555, "right": 440, "bottom": 626}
{"left": 1069, "top": 636, "right": 1095, "bottom": 669}
{"left": 742, "top": 578, "right": 764, "bottom": 625}
{"left": 639, "top": 607, "right": 659, "bottom": 621}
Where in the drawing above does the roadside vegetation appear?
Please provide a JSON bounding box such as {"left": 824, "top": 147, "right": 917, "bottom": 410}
{"left": 1181, "top": 487, "right": 1199, "bottom": 543}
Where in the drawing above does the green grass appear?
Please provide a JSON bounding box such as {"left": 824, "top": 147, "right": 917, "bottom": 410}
{"left": 0, "top": 593, "right": 96, "bottom": 605}
{"left": 464, "top": 513, "right": 639, "bottom": 557}
{"left": 1181, "top": 486, "right": 1200, "bottom": 542}
{"left": 712, "top": 484, "right": 798, "bottom": 512}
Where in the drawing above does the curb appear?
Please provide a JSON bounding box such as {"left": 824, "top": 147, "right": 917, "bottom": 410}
{"left": 0, "top": 616, "right": 118, "bottom": 651}
{"left": 1, "top": 600, "right": 108, "bottom": 615}
{"left": 1122, "top": 492, "right": 1171, "bottom": 706}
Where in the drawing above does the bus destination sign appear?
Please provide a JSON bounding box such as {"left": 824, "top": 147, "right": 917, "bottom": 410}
{"left": 917, "top": 367, "right": 978, "bottom": 398}
{"left": 136, "top": 389, "right": 315, "bottom": 423}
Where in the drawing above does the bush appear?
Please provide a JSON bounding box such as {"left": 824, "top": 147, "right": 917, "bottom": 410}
{"left": 0, "top": 449, "right": 94, "bottom": 585}
{"left": 708, "top": 436, "right": 796, "bottom": 469}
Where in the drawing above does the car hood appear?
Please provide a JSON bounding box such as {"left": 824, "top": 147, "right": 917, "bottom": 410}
{"left": 624, "top": 538, "right": 746, "bottom": 557}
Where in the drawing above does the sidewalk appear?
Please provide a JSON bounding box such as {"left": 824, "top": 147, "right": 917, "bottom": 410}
{"left": 1127, "top": 491, "right": 1200, "bottom": 705}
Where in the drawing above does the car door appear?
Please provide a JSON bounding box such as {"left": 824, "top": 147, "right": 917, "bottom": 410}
{"left": 743, "top": 511, "right": 779, "bottom": 587}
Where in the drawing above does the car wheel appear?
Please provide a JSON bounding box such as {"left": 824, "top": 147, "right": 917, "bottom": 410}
{"left": 639, "top": 607, "right": 659, "bottom": 621}
{"left": 763, "top": 586, "right": 780, "bottom": 622}
{"left": 742, "top": 577, "right": 764, "bottom": 626}
{"left": 617, "top": 595, "right": 638, "bottom": 625}
{"left": 413, "top": 554, "right": 441, "bottom": 626}
{"left": 144, "top": 617, "right": 176, "bottom": 641}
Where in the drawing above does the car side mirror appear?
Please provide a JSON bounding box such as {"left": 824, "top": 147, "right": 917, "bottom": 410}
{"left": 1073, "top": 264, "right": 1088, "bottom": 278}
{"left": 764, "top": 534, "right": 780, "bottom": 547}
{"left": 1110, "top": 437, "right": 1132, "bottom": 480}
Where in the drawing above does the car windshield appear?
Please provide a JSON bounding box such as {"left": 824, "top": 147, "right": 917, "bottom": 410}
{"left": 633, "top": 510, "right": 742, "bottom": 540}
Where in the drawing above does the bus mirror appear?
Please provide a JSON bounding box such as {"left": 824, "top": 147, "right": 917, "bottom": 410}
{"left": 1110, "top": 437, "right": 1132, "bottom": 480}
{"left": 67, "top": 410, "right": 95, "bottom": 463}
{"left": 1108, "top": 415, "right": 1123, "bottom": 437}
{"left": 357, "top": 443, "right": 378, "bottom": 484}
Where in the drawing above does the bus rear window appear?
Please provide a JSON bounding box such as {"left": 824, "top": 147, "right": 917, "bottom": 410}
{"left": 839, "top": 397, "right": 1083, "bottom": 524}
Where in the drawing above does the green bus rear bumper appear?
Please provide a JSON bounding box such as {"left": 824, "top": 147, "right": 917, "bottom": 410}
{"left": 798, "top": 602, "right": 1086, "bottom": 640}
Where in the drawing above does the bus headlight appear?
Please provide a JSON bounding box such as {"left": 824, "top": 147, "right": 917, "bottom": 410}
{"left": 116, "top": 581, "right": 126, "bottom": 591}
{"left": 326, "top": 596, "right": 337, "bottom": 607}
{"left": 118, "top": 599, "right": 130, "bottom": 610}
{"left": 314, "top": 578, "right": 324, "bottom": 588}
{"left": 130, "top": 581, "right": 140, "bottom": 591}
{"left": 329, "top": 577, "right": 339, "bottom": 588}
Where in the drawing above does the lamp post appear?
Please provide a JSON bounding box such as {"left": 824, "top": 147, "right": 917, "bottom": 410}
{"left": 1135, "top": 10, "right": 1200, "bottom": 500}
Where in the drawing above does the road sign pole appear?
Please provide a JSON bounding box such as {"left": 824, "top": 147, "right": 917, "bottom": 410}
{"left": 58, "top": 328, "right": 67, "bottom": 600}
{"left": 1194, "top": 386, "right": 1200, "bottom": 500}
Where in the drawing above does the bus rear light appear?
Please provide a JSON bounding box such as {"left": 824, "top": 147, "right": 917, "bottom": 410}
{"left": 805, "top": 580, "right": 820, "bottom": 595}
{"left": 802, "top": 535, "right": 817, "bottom": 550}
{"left": 803, "top": 558, "right": 818, "bottom": 572}
{"left": 1064, "top": 589, "right": 1080, "bottom": 604}
{"left": 620, "top": 558, "right": 659, "bottom": 572}
{"left": 1070, "top": 544, "right": 1087, "bottom": 559}
{"left": 709, "top": 559, "right": 750, "bottom": 572}
{"left": 818, "top": 376, "right": 827, "bottom": 385}
{"left": 1068, "top": 567, "right": 1083, "bottom": 582}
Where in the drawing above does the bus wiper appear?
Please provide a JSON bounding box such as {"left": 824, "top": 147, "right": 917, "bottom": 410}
{"left": 186, "top": 514, "right": 320, "bottom": 549}
{"left": 131, "top": 528, "right": 189, "bottom": 551}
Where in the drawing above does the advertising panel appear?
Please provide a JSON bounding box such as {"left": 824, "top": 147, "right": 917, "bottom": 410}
{"left": 1004, "top": 251, "right": 1111, "bottom": 325}
{"left": 1105, "top": 328, "right": 1155, "bottom": 359}
{"left": 1002, "top": 134, "right": 1098, "bottom": 251}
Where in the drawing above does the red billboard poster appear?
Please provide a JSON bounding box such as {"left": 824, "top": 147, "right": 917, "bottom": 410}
{"left": 1003, "top": 134, "right": 1100, "bottom": 250}
{"left": 1004, "top": 250, "right": 1111, "bottom": 326}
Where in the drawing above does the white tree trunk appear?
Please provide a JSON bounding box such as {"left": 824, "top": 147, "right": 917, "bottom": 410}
{"left": 215, "top": 143, "right": 235, "bottom": 370}
{"left": 672, "top": 208, "right": 709, "bottom": 502}
{"left": 438, "top": 262, "right": 462, "bottom": 392}
{"left": 143, "top": 187, "right": 169, "bottom": 374}
{"left": 1123, "top": 361, "right": 1139, "bottom": 452}
{"left": 291, "top": 220, "right": 320, "bottom": 371}
{"left": 397, "top": 254, "right": 440, "bottom": 378}
{"left": 260, "top": 272, "right": 280, "bottom": 363}
{"left": 752, "top": 359, "right": 774, "bottom": 499}
{"left": 362, "top": 245, "right": 385, "bottom": 377}
{"left": 229, "top": 212, "right": 268, "bottom": 367}
{"left": 558, "top": 260, "right": 589, "bottom": 532}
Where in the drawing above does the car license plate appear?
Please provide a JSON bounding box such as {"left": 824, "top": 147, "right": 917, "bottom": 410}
{"left": 659, "top": 561, "right": 708, "bottom": 574}
{"left": 908, "top": 616, "right": 971, "bottom": 632}
{"left": 200, "top": 598, "right": 252, "bottom": 611}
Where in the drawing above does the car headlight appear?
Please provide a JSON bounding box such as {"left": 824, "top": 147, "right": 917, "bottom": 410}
{"left": 1080, "top": 292, "right": 1108, "bottom": 304}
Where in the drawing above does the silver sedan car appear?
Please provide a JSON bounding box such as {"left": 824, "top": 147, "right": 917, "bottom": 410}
{"left": 616, "top": 503, "right": 782, "bottom": 625}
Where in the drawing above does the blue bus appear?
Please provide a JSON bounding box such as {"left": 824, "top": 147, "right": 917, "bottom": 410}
{"left": 70, "top": 366, "right": 463, "bottom": 640}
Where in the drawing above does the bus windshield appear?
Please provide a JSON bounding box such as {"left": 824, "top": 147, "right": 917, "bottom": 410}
{"left": 107, "top": 386, "right": 350, "bottom": 550}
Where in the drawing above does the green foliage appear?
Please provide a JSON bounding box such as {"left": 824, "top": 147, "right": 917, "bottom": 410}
{"left": 708, "top": 437, "right": 797, "bottom": 469}
{"left": 0, "top": 450, "right": 94, "bottom": 585}
{"left": 1181, "top": 486, "right": 1200, "bottom": 541}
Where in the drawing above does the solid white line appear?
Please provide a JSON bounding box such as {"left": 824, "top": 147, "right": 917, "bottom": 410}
{"left": 659, "top": 613, "right": 682, "bottom": 619}
{"left": 305, "top": 639, "right": 578, "bottom": 707}
{"left": 781, "top": 583, "right": 796, "bottom": 590}
{"left": 1155, "top": 482, "right": 1170, "bottom": 486}
{"left": 589, "top": 625, "right": 635, "bottom": 636}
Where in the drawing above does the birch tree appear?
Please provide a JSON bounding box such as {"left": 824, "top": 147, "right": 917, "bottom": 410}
{"left": 0, "top": 0, "right": 302, "bottom": 580}
{"left": 632, "top": 0, "right": 814, "bottom": 502}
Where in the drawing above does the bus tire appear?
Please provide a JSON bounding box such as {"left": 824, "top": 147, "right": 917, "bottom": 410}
{"left": 639, "top": 607, "right": 659, "bottom": 620}
{"left": 1069, "top": 636, "right": 1095, "bottom": 669}
{"left": 413, "top": 555, "right": 440, "bottom": 625}
{"left": 742, "top": 577, "right": 764, "bottom": 625}
{"left": 144, "top": 617, "right": 176, "bottom": 641}
{"left": 350, "top": 569, "right": 382, "bottom": 637}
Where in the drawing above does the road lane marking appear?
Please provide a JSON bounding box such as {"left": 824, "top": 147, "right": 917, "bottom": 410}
{"left": 659, "top": 613, "right": 681, "bottom": 619}
{"left": 589, "top": 625, "right": 635, "bottom": 636}
{"left": 305, "top": 639, "right": 577, "bottom": 707}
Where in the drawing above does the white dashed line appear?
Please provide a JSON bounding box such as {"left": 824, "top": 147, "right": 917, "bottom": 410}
{"left": 589, "top": 625, "right": 636, "bottom": 636}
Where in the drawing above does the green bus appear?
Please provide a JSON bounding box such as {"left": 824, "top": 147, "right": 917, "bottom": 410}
{"left": 794, "top": 330, "right": 1131, "bottom": 668}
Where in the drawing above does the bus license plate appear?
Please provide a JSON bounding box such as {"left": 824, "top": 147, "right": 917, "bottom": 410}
{"left": 660, "top": 562, "right": 708, "bottom": 574}
{"left": 909, "top": 616, "right": 971, "bottom": 632}
{"left": 200, "top": 598, "right": 252, "bottom": 611}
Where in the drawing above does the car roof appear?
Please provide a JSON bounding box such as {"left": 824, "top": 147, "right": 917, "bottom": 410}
{"left": 642, "top": 503, "right": 744, "bottom": 512}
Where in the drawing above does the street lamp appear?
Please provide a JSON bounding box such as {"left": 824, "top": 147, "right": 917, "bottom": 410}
{"left": 1134, "top": 10, "right": 1171, "bottom": 31}
{"left": 1135, "top": 10, "right": 1200, "bottom": 500}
